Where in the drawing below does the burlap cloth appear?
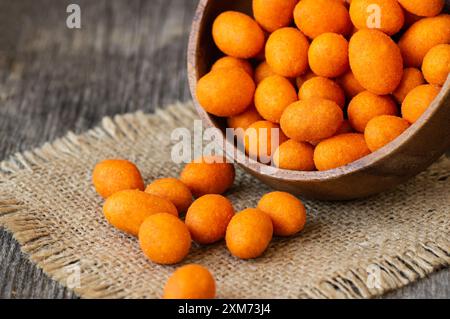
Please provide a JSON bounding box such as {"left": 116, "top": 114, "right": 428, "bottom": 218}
{"left": 0, "top": 102, "right": 448, "bottom": 299}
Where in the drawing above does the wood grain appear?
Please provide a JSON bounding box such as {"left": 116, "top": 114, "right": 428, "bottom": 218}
{"left": 0, "top": 0, "right": 448, "bottom": 299}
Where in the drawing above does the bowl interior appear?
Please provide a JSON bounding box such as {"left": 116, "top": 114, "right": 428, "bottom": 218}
{"left": 188, "top": 0, "right": 450, "bottom": 184}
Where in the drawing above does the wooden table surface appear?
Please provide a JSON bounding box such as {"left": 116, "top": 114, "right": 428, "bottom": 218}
{"left": 0, "top": 0, "right": 448, "bottom": 299}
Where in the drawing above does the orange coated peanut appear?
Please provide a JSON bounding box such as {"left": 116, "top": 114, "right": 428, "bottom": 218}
{"left": 398, "top": 0, "right": 444, "bottom": 17}
{"left": 349, "top": 0, "right": 404, "bottom": 35}
{"left": 273, "top": 140, "right": 315, "bottom": 171}
{"left": 314, "top": 133, "right": 371, "bottom": 171}
{"left": 92, "top": 159, "right": 144, "bottom": 198}
{"left": 280, "top": 99, "right": 344, "bottom": 142}
{"left": 185, "top": 194, "right": 235, "bottom": 245}
{"left": 349, "top": 29, "right": 403, "bottom": 95}
{"left": 180, "top": 156, "right": 235, "bottom": 197}
{"left": 255, "top": 75, "right": 298, "bottom": 123}
{"left": 212, "top": 11, "right": 265, "bottom": 59}
{"left": 298, "top": 77, "right": 346, "bottom": 109}
{"left": 225, "top": 208, "right": 273, "bottom": 259}
{"left": 163, "top": 264, "right": 216, "bottom": 299}
{"left": 265, "top": 27, "right": 310, "bottom": 78}
{"left": 422, "top": 44, "right": 450, "bottom": 86}
{"left": 364, "top": 115, "right": 410, "bottom": 152}
{"left": 401, "top": 84, "right": 441, "bottom": 124}
{"left": 257, "top": 191, "right": 307, "bottom": 237}
{"left": 139, "top": 213, "right": 191, "bottom": 265}
{"left": 252, "top": 0, "right": 298, "bottom": 33}
{"left": 294, "top": 0, "right": 352, "bottom": 39}
{"left": 196, "top": 68, "right": 255, "bottom": 117}
{"left": 308, "top": 33, "right": 349, "bottom": 78}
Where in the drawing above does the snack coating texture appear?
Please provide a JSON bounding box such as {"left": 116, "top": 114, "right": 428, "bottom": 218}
{"left": 314, "top": 133, "right": 371, "bottom": 171}
{"left": 364, "top": 115, "right": 410, "bottom": 152}
{"left": 139, "top": 213, "right": 191, "bottom": 265}
{"left": 273, "top": 140, "right": 315, "bottom": 171}
{"left": 348, "top": 91, "right": 398, "bottom": 132}
{"left": 336, "top": 70, "right": 365, "bottom": 99}
{"left": 163, "top": 264, "right": 216, "bottom": 299}
{"left": 92, "top": 159, "right": 144, "bottom": 198}
{"left": 226, "top": 208, "right": 273, "bottom": 259}
{"left": 308, "top": 32, "right": 349, "bottom": 78}
{"left": 180, "top": 156, "right": 235, "bottom": 197}
{"left": 252, "top": 0, "right": 298, "bottom": 32}
{"left": 422, "top": 44, "right": 450, "bottom": 86}
{"left": 244, "top": 120, "right": 288, "bottom": 160}
{"left": 265, "top": 27, "right": 310, "bottom": 78}
{"left": 398, "top": 0, "right": 445, "bottom": 17}
{"left": 401, "top": 84, "right": 441, "bottom": 123}
{"left": 280, "top": 99, "right": 344, "bottom": 142}
{"left": 294, "top": 0, "right": 352, "bottom": 39}
{"left": 211, "top": 56, "right": 254, "bottom": 77}
{"left": 299, "top": 77, "right": 346, "bottom": 109}
{"left": 254, "top": 61, "right": 277, "bottom": 85}
{"left": 393, "top": 68, "right": 425, "bottom": 103}
{"left": 398, "top": 15, "right": 450, "bottom": 67}
{"left": 349, "top": 0, "right": 405, "bottom": 35}
{"left": 349, "top": 29, "right": 403, "bottom": 95}
{"left": 257, "top": 191, "right": 307, "bottom": 237}
{"left": 212, "top": 11, "right": 265, "bottom": 58}
{"left": 145, "top": 178, "right": 193, "bottom": 214}
{"left": 103, "top": 190, "right": 178, "bottom": 236}
{"left": 196, "top": 68, "right": 255, "bottom": 117}
{"left": 255, "top": 75, "right": 298, "bottom": 123}
{"left": 185, "top": 194, "right": 235, "bottom": 245}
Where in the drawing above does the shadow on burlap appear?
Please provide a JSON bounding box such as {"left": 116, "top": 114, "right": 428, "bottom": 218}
{"left": 0, "top": 103, "right": 449, "bottom": 299}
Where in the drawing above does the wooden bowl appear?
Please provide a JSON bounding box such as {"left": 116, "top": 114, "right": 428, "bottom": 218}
{"left": 187, "top": 0, "right": 450, "bottom": 200}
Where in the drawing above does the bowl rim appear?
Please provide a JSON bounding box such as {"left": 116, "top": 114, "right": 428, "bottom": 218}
{"left": 187, "top": 0, "right": 450, "bottom": 182}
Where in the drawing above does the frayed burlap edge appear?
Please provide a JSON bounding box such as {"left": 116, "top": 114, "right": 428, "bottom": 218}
{"left": 0, "top": 102, "right": 449, "bottom": 299}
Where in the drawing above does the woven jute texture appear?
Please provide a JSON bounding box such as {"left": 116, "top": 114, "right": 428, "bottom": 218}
{"left": 0, "top": 102, "right": 449, "bottom": 299}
